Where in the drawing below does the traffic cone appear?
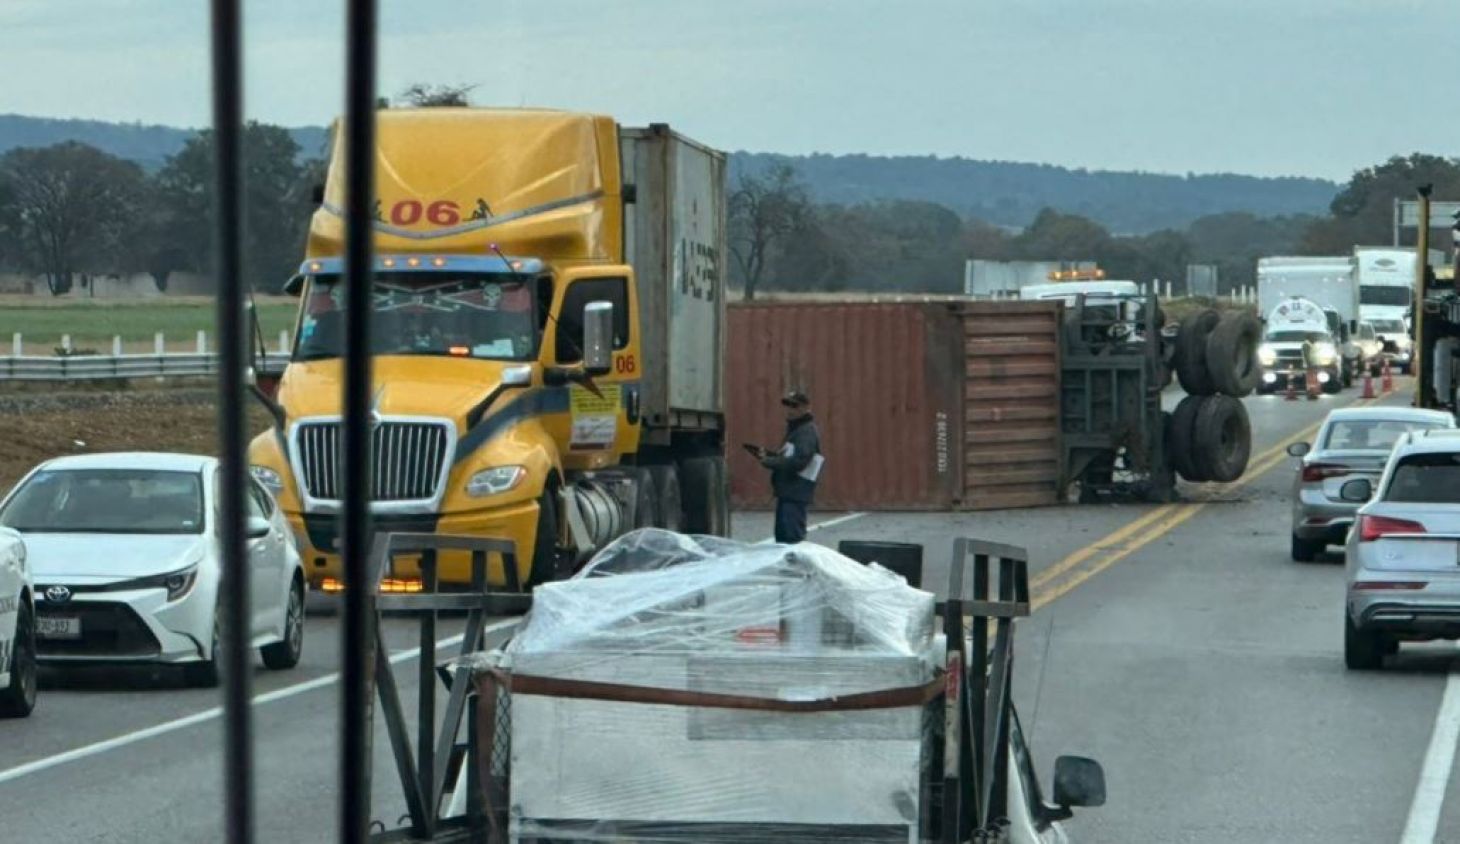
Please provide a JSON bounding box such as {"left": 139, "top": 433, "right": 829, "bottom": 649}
{"left": 1307, "top": 369, "right": 1320, "bottom": 401}
{"left": 1362, "top": 368, "right": 1376, "bottom": 399}
{"left": 1285, "top": 373, "right": 1297, "bottom": 401}
{"left": 1382, "top": 359, "right": 1394, "bottom": 393}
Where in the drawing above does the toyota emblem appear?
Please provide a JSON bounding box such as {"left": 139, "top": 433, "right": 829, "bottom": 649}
{"left": 44, "top": 585, "right": 72, "bottom": 605}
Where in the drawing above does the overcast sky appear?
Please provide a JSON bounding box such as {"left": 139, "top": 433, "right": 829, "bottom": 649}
{"left": 1, "top": 0, "right": 1455, "bottom": 180}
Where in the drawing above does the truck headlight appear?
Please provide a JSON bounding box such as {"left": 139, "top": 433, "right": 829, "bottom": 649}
{"left": 466, "top": 466, "right": 527, "bottom": 498}
{"left": 1313, "top": 343, "right": 1337, "bottom": 364}
{"left": 250, "top": 465, "right": 283, "bottom": 495}
{"left": 1258, "top": 345, "right": 1277, "bottom": 366}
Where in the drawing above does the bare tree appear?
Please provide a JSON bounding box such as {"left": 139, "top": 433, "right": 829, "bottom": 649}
{"left": 396, "top": 83, "right": 477, "bottom": 108}
{"left": 0, "top": 143, "right": 147, "bottom": 295}
{"left": 728, "top": 164, "right": 810, "bottom": 300}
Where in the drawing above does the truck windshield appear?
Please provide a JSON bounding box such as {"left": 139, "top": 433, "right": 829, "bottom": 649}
{"left": 294, "top": 273, "right": 539, "bottom": 361}
{"left": 1360, "top": 286, "right": 1411, "bottom": 307}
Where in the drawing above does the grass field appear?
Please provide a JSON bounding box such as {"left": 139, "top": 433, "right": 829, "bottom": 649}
{"left": 0, "top": 296, "right": 298, "bottom": 350}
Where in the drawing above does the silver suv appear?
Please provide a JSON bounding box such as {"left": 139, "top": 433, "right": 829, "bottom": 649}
{"left": 1287, "top": 407, "right": 1454, "bottom": 561}
{"left": 1341, "top": 427, "right": 1460, "bottom": 670}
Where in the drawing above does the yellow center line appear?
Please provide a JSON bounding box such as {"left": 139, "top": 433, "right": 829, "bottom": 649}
{"left": 1030, "top": 390, "right": 1390, "bottom": 608}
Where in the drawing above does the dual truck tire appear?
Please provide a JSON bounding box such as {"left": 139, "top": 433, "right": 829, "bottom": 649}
{"left": 1168, "top": 308, "right": 1257, "bottom": 484}
{"left": 1167, "top": 394, "right": 1251, "bottom": 483}
{"left": 1175, "top": 310, "right": 1262, "bottom": 399}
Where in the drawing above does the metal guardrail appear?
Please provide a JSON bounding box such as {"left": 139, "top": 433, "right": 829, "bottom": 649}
{"left": 0, "top": 352, "right": 289, "bottom": 381}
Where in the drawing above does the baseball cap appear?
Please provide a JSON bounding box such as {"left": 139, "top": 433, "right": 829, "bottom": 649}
{"left": 780, "top": 389, "right": 810, "bottom": 408}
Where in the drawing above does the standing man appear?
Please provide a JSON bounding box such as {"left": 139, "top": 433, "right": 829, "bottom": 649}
{"left": 756, "top": 389, "right": 823, "bottom": 544}
{"left": 1301, "top": 334, "right": 1320, "bottom": 401}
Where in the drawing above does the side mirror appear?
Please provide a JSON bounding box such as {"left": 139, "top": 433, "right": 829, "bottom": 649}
{"left": 1287, "top": 442, "right": 1311, "bottom": 457}
{"left": 310, "top": 183, "right": 325, "bottom": 206}
{"left": 1052, "top": 756, "right": 1106, "bottom": 808}
{"left": 245, "top": 366, "right": 258, "bottom": 388}
{"left": 1340, "top": 478, "right": 1373, "bottom": 502}
{"left": 246, "top": 516, "right": 272, "bottom": 540}
{"left": 582, "top": 301, "right": 614, "bottom": 377}
{"left": 283, "top": 274, "right": 305, "bottom": 297}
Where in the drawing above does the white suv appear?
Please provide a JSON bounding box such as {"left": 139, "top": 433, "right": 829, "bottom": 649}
{"left": 1341, "top": 428, "right": 1460, "bottom": 669}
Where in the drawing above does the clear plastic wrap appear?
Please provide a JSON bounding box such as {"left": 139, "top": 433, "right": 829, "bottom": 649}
{"left": 508, "top": 528, "right": 936, "bottom": 667}
{"left": 483, "top": 529, "right": 944, "bottom": 843}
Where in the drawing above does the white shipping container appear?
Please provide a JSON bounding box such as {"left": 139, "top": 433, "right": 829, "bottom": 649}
{"left": 1257, "top": 256, "right": 1359, "bottom": 333}
{"left": 621, "top": 125, "right": 727, "bottom": 423}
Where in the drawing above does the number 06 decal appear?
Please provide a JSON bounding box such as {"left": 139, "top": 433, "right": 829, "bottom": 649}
{"left": 615, "top": 354, "right": 637, "bottom": 374}
{"left": 388, "top": 199, "right": 461, "bottom": 227}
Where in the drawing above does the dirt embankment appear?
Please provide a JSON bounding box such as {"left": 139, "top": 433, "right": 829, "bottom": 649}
{"left": 0, "top": 389, "right": 272, "bottom": 493}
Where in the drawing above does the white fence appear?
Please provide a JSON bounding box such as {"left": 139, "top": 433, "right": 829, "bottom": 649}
{"left": 0, "top": 352, "right": 291, "bottom": 381}
{"left": 0, "top": 330, "right": 292, "bottom": 381}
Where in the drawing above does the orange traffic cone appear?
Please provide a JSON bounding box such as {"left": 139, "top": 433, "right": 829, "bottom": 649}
{"left": 1382, "top": 359, "right": 1394, "bottom": 393}
{"left": 1362, "top": 368, "right": 1376, "bottom": 399}
{"left": 1307, "top": 369, "right": 1320, "bottom": 401}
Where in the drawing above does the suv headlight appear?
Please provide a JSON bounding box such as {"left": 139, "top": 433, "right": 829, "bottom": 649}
{"left": 1258, "top": 345, "right": 1277, "bottom": 366}
{"left": 250, "top": 465, "right": 284, "bottom": 495}
{"left": 466, "top": 466, "right": 527, "bottom": 498}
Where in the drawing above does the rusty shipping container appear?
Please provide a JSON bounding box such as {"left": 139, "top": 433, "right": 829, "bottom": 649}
{"left": 725, "top": 299, "right": 1062, "bottom": 511}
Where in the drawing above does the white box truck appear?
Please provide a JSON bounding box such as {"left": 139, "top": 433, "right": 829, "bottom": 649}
{"left": 1257, "top": 256, "right": 1363, "bottom": 386}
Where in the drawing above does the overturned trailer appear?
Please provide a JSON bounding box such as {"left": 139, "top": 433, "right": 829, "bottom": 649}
{"left": 365, "top": 530, "right": 1105, "bottom": 843}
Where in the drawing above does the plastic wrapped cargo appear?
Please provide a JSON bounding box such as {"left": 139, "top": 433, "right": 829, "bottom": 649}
{"left": 474, "top": 529, "right": 945, "bottom": 844}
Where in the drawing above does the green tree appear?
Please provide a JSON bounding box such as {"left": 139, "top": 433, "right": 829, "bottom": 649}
{"left": 1302, "top": 154, "right": 1460, "bottom": 253}
{"left": 729, "top": 163, "right": 811, "bottom": 299}
{"left": 0, "top": 142, "right": 148, "bottom": 295}
{"left": 1008, "top": 208, "right": 1113, "bottom": 262}
{"left": 155, "top": 122, "right": 315, "bottom": 291}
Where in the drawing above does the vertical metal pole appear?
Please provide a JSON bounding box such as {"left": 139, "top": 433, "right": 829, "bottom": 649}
{"left": 419, "top": 549, "right": 439, "bottom": 835}
{"left": 340, "top": 0, "right": 378, "bottom": 841}
{"left": 209, "top": 1, "right": 252, "bottom": 842}
{"left": 1414, "top": 187, "right": 1432, "bottom": 409}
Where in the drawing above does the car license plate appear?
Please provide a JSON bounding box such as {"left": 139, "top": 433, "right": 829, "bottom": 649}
{"left": 36, "top": 616, "right": 80, "bottom": 640}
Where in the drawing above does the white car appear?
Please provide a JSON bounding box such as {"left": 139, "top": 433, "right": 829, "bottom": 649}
{"left": 0, "top": 527, "right": 36, "bottom": 717}
{"left": 0, "top": 453, "right": 305, "bottom": 687}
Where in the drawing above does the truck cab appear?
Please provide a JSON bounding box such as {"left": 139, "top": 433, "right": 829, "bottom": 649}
{"left": 247, "top": 109, "right": 728, "bottom": 590}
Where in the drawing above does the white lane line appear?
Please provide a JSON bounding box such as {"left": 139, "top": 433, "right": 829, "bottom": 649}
{"left": 754, "top": 512, "right": 868, "bottom": 544}
{"left": 1402, "top": 655, "right": 1460, "bottom": 844}
{"left": 0, "top": 624, "right": 500, "bottom": 786}
{"left": 0, "top": 518, "right": 873, "bottom": 786}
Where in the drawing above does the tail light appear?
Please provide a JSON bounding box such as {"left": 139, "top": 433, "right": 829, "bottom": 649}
{"left": 1351, "top": 581, "right": 1427, "bottom": 591}
{"left": 1302, "top": 463, "right": 1347, "bottom": 483}
{"left": 1358, "top": 515, "right": 1427, "bottom": 542}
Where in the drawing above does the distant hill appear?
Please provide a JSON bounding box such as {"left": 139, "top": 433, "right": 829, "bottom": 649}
{"left": 0, "top": 114, "right": 1337, "bottom": 234}
{"left": 731, "top": 152, "right": 1339, "bottom": 235}
{"left": 0, "top": 114, "right": 328, "bottom": 171}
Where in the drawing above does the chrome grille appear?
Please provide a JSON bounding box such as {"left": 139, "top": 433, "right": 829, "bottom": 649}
{"left": 295, "top": 420, "right": 450, "bottom": 501}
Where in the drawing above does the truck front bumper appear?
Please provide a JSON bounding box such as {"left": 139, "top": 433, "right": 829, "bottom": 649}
{"left": 286, "top": 499, "right": 542, "bottom": 589}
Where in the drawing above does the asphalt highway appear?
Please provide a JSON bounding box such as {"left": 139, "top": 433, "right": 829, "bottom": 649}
{"left": 1, "top": 379, "right": 1452, "bottom": 842}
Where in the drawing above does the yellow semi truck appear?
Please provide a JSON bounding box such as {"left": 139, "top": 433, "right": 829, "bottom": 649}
{"left": 247, "top": 109, "right": 729, "bottom": 589}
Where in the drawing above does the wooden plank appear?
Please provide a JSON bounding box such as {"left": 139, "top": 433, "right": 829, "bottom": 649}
{"left": 961, "top": 317, "right": 1057, "bottom": 336}
{"left": 964, "top": 445, "right": 1059, "bottom": 464}
{"left": 963, "top": 488, "right": 1060, "bottom": 510}
{"left": 965, "top": 425, "right": 1058, "bottom": 444}
{"left": 966, "top": 341, "right": 1058, "bottom": 357}
{"left": 964, "top": 466, "right": 1061, "bottom": 487}
{"left": 967, "top": 381, "right": 1058, "bottom": 401}
{"left": 966, "top": 359, "right": 1059, "bottom": 378}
